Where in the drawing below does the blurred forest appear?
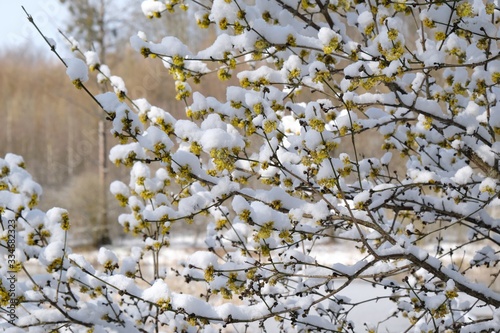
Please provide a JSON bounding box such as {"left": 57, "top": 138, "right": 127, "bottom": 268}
{"left": 0, "top": 0, "right": 219, "bottom": 247}
{"left": 0, "top": 48, "right": 174, "bottom": 246}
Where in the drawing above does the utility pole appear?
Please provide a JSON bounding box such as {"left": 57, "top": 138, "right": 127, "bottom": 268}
{"left": 97, "top": 0, "right": 111, "bottom": 246}
{"left": 98, "top": 114, "right": 110, "bottom": 245}
{"left": 60, "top": 0, "right": 111, "bottom": 245}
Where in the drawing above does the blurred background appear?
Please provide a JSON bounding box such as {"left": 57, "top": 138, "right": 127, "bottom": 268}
{"left": 0, "top": 0, "right": 219, "bottom": 248}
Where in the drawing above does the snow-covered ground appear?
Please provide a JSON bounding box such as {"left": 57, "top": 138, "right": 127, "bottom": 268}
{"left": 21, "top": 236, "right": 497, "bottom": 332}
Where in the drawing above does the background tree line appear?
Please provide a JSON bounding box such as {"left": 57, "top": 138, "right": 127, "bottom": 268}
{"left": 0, "top": 0, "right": 213, "bottom": 246}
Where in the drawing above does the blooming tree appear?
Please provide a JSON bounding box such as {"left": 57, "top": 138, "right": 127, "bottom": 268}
{"left": 2, "top": 0, "right": 500, "bottom": 332}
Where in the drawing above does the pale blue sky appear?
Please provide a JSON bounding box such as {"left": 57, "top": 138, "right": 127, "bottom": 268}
{"left": 0, "top": 0, "right": 66, "bottom": 53}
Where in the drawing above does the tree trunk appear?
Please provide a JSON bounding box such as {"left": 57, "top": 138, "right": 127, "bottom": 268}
{"left": 97, "top": 118, "right": 111, "bottom": 245}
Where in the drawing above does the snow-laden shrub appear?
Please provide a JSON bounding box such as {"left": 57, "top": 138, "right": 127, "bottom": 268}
{"left": 3, "top": 1, "right": 500, "bottom": 332}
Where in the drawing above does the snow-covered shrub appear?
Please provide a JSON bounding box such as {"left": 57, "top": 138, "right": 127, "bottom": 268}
{"left": 3, "top": 1, "right": 500, "bottom": 332}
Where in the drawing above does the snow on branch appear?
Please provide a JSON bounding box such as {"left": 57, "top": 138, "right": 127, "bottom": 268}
{"left": 5, "top": 1, "right": 500, "bottom": 332}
